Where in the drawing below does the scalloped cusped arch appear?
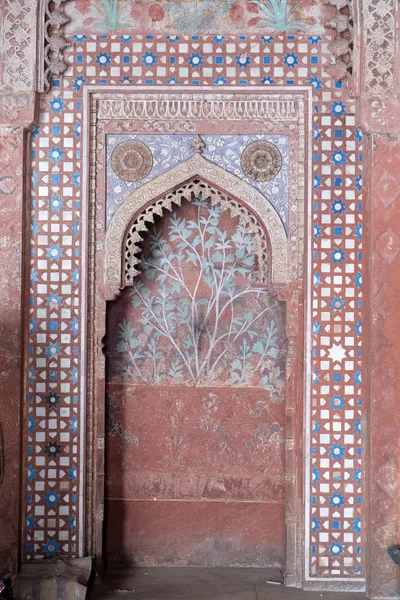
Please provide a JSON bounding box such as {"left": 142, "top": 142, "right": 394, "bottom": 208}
{"left": 105, "top": 153, "right": 288, "bottom": 293}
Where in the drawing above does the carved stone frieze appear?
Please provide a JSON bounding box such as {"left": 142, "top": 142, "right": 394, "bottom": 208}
{"left": 97, "top": 97, "right": 300, "bottom": 122}
{"left": 362, "top": 0, "right": 395, "bottom": 95}
{"left": 1, "top": 0, "right": 38, "bottom": 91}
{"left": 105, "top": 153, "right": 288, "bottom": 292}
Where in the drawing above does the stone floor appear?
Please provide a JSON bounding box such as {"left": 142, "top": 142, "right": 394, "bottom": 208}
{"left": 87, "top": 568, "right": 366, "bottom": 599}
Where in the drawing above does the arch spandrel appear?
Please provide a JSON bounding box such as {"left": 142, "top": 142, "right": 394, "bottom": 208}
{"left": 105, "top": 153, "right": 288, "bottom": 296}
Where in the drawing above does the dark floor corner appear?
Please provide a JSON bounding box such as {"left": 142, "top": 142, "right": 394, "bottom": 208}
{"left": 87, "top": 568, "right": 366, "bottom": 600}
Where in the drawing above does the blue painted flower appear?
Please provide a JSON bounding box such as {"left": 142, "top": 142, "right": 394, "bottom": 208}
{"left": 167, "top": 76, "right": 180, "bottom": 84}
{"left": 49, "top": 194, "right": 63, "bottom": 212}
{"left": 331, "top": 247, "right": 346, "bottom": 264}
{"left": 331, "top": 149, "right": 347, "bottom": 165}
{"left": 72, "top": 35, "right": 87, "bottom": 43}
{"left": 69, "top": 416, "right": 78, "bottom": 433}
{"left": 313, "top": 369, "right": 320, "bottom": 385}
{"left": 28, "top": 367, "right": 37, "bottom": 383}
{"left": 142, "top": 51, "right": 157, "bottom": 66}
{"left": 314, "top": 174, "right": 322, "bottom": 190}
{"left": 48, "top": 146, "right": 64, "bottom": 163}
{"left": 314, "top": 224, "right": 322, "bottom": 239}
{"left": 214, "top": 76, "right": 227, "bottom": 84}
{"left": 68, "top": 516, "right": 77, "bottom": 531}
{"left": 331, "top": 198, "right": 346, "bottom": 214}
{"left": 49, "top": 98, "right": 65, "bottom": 113}
{"left": 120, "top": 34, "right": 133, "bottom": 43}
{"left": 47, "top": 292, "right": 62, "bottom": 306}
{"left": 314, "top": 272, "right": 321, "bottom": 286}
{"left": 329, "top": 443, "right": 346, "bottom": 460}
{"left": 96, "top": 52, "right": 112, "bottom": 67}
{"left": 355, "top": 272, "right": 362, "bottom": 288}
{"left": 47, "top": 244, "right": 63, "bottom": 261}
{"left": 330, "top": 296, "right": 345, "bottom": 310}
{"left": 283, "top": 52, "right": 298, "bottom": 67}
{"left": 308, "top": 35, "right": 322, "bottom": 44}
{"left": 72, "top": 172, "right": 80, "bottom": 187}
{"left": 44, "top": 491, "right": 61, "bottom": 507}
{"left": 329, "top": 541, "right": 344, "bottom": 556}
{"left": 43, "top": 540, "right": 59, "bottom": 557}
{"left": 28, "top": 466, "right": 37, "bottom": 482}
{"left": 354, "top": 320, "right": 362, "bottom": 336}
{"left": 30, "top": 268, "right": 38, "bottom": 284}
{"left": 73, "top": 122, "right": 81, "bottom": 138}
{"left": 308, "top": 76, "right": 322, "bottom": 91}
{"left": 28, "top": 416, "right": 36, "bottom": 433}
{"left": 70, "top": 367, "right": 78, "bottom": 384}
{"left": 236, "top": 53, "right": 250, "bottom": 68}
{"left": 32, "top": 170, "right": 39, "bottom": 186}
{"left": 261, "top": 35, "right": 274, "bottom": 43}
{"left": 261, "top": 76, "right": 275, "bottom": 84}
{"left": 46, "top": 342, "right": 61, "bottom": 357}
{"left": 313, "top": 321, "right": 321, "bottom": 334}
{"left": 70, "top": 317, "right": 79, "bottom": 335}
{"left": 329, "top": 493, "right": 345, "bottom": 508}
{"left": 329, "top": 394, "right": 345, "bottom": 410}
{"left": 312, "top": 467, "right": 320, "bottom": 483}
{"left": 71, "top": 221, "right": 80, "bottom": 236}
{"left": 213, "top": 35, "right": 225, "bottom": 43}
{"left": 313, "top": 420, "right": 321, "bottom": 433}
{"left": 188, "top": 52, "right": 203, "bottom": 67}
{"left": 331, "top": 101, "right": 346, "bottom": 116}
{"left": 353, "top": 517, "right": 361, "bottom": 532}
{"left": 31, "top": 220, "right": 39, "bottom": 235}
{"left": 312, "top": 517, "right": 320, "bottom": 531}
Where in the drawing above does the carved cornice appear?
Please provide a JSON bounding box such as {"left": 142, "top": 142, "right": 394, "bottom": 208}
{"left": 105, "top": 154, "right": 289, "bottom": 293}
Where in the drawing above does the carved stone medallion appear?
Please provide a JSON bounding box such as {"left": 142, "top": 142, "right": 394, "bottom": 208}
{"left": 241, "top": 141, "right": 282, "bottom": 182}
{"left": 111, "top": 140, "right": 153, "bottom": 182}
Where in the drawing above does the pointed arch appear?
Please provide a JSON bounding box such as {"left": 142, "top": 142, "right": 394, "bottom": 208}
{"left": 105, "top": 153, "right": 288, "bottom": 294}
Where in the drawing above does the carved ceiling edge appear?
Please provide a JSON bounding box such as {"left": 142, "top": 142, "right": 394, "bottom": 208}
{"left": 324, "top": 0, "right": 353, "bottom": 81}
{"left": 105, "top": 154, "right": 289, "bottom": 296}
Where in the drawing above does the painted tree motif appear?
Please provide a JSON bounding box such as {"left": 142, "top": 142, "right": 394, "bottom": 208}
{"left": 106, "top": 195, "right": 286, "bottom": 396}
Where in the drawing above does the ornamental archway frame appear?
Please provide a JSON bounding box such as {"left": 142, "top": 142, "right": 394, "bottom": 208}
{"left": 83, "top": 87, "right": 309, "bottom": 586}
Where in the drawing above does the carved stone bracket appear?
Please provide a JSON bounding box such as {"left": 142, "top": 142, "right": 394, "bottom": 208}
{"left": 43, "top": 0, "right": 72, "bottom": 91}
{"left": 105, "top": 153, "right": 288, "bottom": 294}
{"left": 325, "top": 0, "right": 354, "bottom": 81}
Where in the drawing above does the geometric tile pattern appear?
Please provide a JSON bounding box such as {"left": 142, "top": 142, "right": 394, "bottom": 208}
{"left": 26, "top": 32, "right": 365, "bottom": 581}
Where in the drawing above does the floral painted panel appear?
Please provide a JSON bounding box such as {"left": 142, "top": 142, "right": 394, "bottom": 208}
{"left": 105, "top": 195, "right": 286, "bottom": 395}
{"left": 106, "top": 133, "right": 289, "bottom": 226}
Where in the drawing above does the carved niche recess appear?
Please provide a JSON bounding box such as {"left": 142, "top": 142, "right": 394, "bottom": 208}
{"left": 86, "top": 91, "right": 308, "bottom": 586}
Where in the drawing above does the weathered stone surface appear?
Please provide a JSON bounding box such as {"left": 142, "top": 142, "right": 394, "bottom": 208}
{"left": 14, "top": 557, "right": 92, "bottom": 600}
